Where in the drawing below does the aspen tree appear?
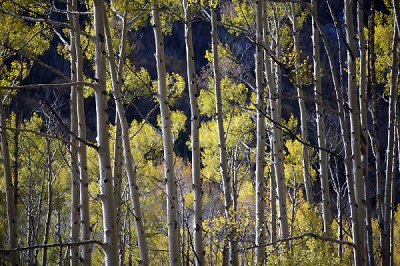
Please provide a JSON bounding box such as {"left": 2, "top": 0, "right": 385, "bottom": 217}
{"left": 255, "top": 0, "right": 266, "bottom": 263}
{"left": 383, "top": 23, "right": 398, "bottom": 266}
{"left": 368, "top": 0, "right": 385, "bottom": 260}
{"left": 93, "top": 0, "right": 119, "bottom": 264}
{"left": 210, "top": 3, "right": 238, "bottom": 264}
{"left": 67, "top": 1, "right": 81, "bottom": 262}
{"left": 311, "top": 0, "right": 332, "bottom": 236}
{"left": 182, "top": 0, "right": 204, "bottom": 264}
{"left": 290, "top": 3, "right": 313, "bottom": 203}
{"left": 357, "top": 0, "right": 375, "bottom": 263}
{"left": 68, "top": 0, "right": 92, "bottom": 263}
{"left": 152, "top": 1, "right": 181, "bottom": 264}
{"left": 104, "top": 12, "right": 149, "bottom": 265}
{"left": 0, "top": 90, "right": 18, "bottom": 265}
{"left": 263, "top": 0, "right": 289, "bottom": 240}
{"left": 345, "top": 0, "right": 366, "bottom": 263}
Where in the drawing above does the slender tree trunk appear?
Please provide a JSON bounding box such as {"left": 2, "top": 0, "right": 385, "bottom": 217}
{"left": 291, "top": 3, "right": 313, "bottom": 204}
{"left": 42, "top": 138, "right": 53, "bottom": 266}
{"left": 68, "top": 0, "right": 92, "bottom": 263}
{"left": 345, "top": 1, "right": 367, "bottom": 263}
{"left": 210, "top": 4, "right": 238, "bottom": 265}
{"left": 383, "top": 24, "right": 398, "bottom": 266}
{"left": 311, "top": 4, "right": 360, "bottom": 262}
{"left": 255, "top": 0, "right": 266, "bottom": 264}
{"left": 152, "top": 1, "right": 181, "bottom": 264}
{"left": 368, "top": 1, "right": 385, "bottom": 261}
{"left": 93, "top": 1, "right": 119, "bottom": 264}
{"left": 357, "top": 1, "right": 375, "bottom": 264}
{"left": 263, "top": 0, "right": 289, "bottom": 240}
{"left": 0, "top": 88, "right": 18, "bottom": 265}
{"left": 104, "top": 12, "right": 149, "bottom": 265}
{"left": 269, "top": 142, "right": 277, "bottom": 243}
{"left": 182, "top": 1, "right": 203, "bottom": 264}
{"left": 68, "top": 5, "right": 81, "bottom": 261}
{"left": 113, "top": 116, "right": 124, "bottom": 265}
{"left": 312, "top": 0, "right": 332, "bottom": 236}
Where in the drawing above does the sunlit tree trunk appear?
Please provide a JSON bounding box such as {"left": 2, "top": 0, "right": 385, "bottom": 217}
{"left": 104, "top": 12, "right": 149, "bottom": 265}
{"left": 368, "top": 1, "right": 385, "bottom": 261}
{"left": 209, "top": 3, "right": 238, "bottom": 265}
{"left": 0, "top": 88, "right": 18, "bottom": 265}
{"left": 320, "top": 2, "right": 361, "bottom": 263}
{"left": 93, "top": 1, "right": 119, "bottom": 264}
{"left": 68, "top": 3, "right": 80, "bottom": 261}
{"left": 183, "top": 1, "right": 203, "bottom": 264}
{"left": 152, "top": 1, "right": 181, "bottom": 264}
{"left": 42, "top": 138, "right": 53, "bottom": 266}
{"left": 311, "top": 0, "right": 332, "bottom": 236}
{"left": 263, "top": 0, "right": 289, "bottom": 240}
{"left": 290, "top": 3, "right": 313, "bottom": 203}
{"left": 345, "top": 1, "right": 367, "bottom": 263}
{"left": 255, "top": 0, "right": 266, "bottom": 264}
{"left": 357, "top": 0, "right": 374, "bottom": 264}
{"left": 383, "top": 24, "right": 398, "bottom": 266}
{"left": 68, "top": 0, "right": 92, "bottom": 263}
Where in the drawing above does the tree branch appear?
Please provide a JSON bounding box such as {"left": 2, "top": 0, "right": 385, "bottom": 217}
{"left": 0, "top": 240, "right": 104, "bottom": 254}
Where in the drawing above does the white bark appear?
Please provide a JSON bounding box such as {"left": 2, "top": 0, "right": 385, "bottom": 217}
{"left": 93, "top": 1, "right": 119, "bottom": 264}
{"left": 182, "top": 1, "right": 203, "bottom": 265}
{"left": 0, "top": 89, "right": 18, "bottom": 265}
{"left": 291, "top": 3, "right": 313, "bottom": 203}
{"left": 345, "top": 0, "right": 366, "bottom": 263}
{"left": 263, "top": 0, "right": 289, "bottom": 240}
{"left": 68, "top": 3, "right": 80, "bottom": 261}
{"left": 255, "top": 0, "right": 266, "bottom": 263}
{"left": 104, "top": 13, "right": 149, "bottom": 265}
{"left": 312, "top": 0, "right": 332, "bottom": 235}
{"left": 383, "top": 24, "right": 398, "bottom": 266}
{"left": 152, "top": 1, "right": 181, "bottom": 264}
{"left": 68, "top": 0, "right": 91, "bottom": 263}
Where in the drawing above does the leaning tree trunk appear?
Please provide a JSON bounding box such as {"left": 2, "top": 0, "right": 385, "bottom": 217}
{"left": 263, "top": 0, "right": 289, "bottom": 240}
{"left": 93, "top": 1, "right": 119, "bottom": 264}
{"left": 312, "top": 0, "right": 332, "bottom": 236}
{"left": 345, "top": 0, "right": 366, "bottom": 264}
{"left": 104, "top": 13, "right": 149, "bottom": 265}
{"left": 0, "top": 88, "right": 18, "bottom": 265}
{"left": 255, "top": 0, "right": 267, "bottom": 264}
{"left": 383, "top": 24, "right": 398, "bottom": 266}
{"left": 182, "top": 1, "right": 204, "bottom": 265}
{"left": 291, "top": 3, "right": 313, "bottom": 203}
{"left": 152, "top": 1, "right": 181, "bottom": 265}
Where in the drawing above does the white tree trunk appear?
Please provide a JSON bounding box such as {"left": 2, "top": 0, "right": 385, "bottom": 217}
{"left": 104, "top": 13, "right": 149, "bottom": 265}
{"left": 383, "top": 24, "right": 398, "bottom": 266}
{"left": 68, "top": 0, "right": 91, "bottom": 263}
{"left": 152, "top": 1, "right": 181, "bottom": 264}
{"left": 255, "top": 0, "right": 266, "bottom": 263}
{"left": 182, "top": 1, "right": 203, "bottom": 265}
{"left": 93, "top": 1, "right": 119, "bottom": 264}
{"left": 291, "top": 3, "right": 313, "bottom": 203}
{"left": 0, "top": 90, "right": 18, "bottom": 265}
{"left": 68, "top": 3, "right": 80, "bottom": 261}
{"left": 345, "top": 0, "right": 366, "bottom": 263}
{"left": 263, "top": 1, "right": 289, "bottom": 240}
{"left": 312, "top": 0, "right": 332, "bottom": 236}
